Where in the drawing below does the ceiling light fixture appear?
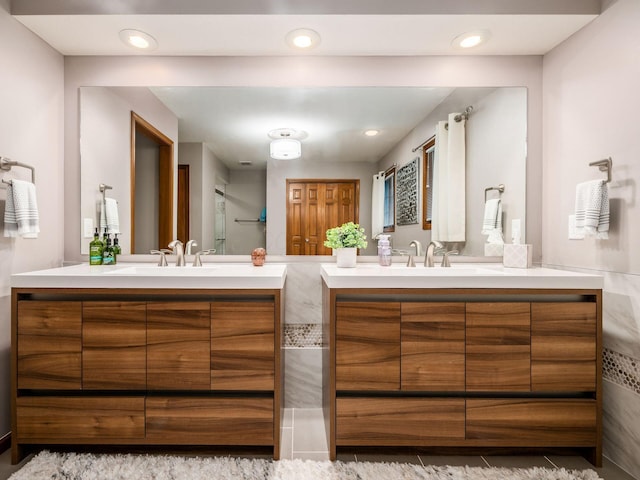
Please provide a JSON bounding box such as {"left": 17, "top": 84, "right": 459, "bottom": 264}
{"left": 119, "top": 29, "right": 158, "bottom": 51}
{"left": 268, "top": 128, "right": 304, "bottom": 160}
{"left": 451, "top": 30, "right": 491, "bottom": 50}
{"left": 364, "top": 129, "right": 379, "bottom": 137}
{"left": 285, "top": 28, "right": 321, "bottom": 50}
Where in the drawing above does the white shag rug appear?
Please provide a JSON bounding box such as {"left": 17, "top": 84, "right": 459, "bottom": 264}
{"left": 9, "top": 451, "right": 604, "bottom": 480}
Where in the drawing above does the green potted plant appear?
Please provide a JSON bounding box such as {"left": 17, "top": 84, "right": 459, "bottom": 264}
{"left": 324, "top": 222, "right": 368, "bottom": 267}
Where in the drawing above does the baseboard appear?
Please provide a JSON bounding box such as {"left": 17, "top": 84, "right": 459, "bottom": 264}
{"left": 0, "top": 432, "right": 10, "bottom": 454}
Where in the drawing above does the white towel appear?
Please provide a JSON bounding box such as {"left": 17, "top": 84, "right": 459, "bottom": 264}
{"left": 481, "top": 198, "right": 502, "bottom": 235}
{"left": 100, "top": 197, "right": 120, "bottom": 234}
{"left": 575, "top": 179, "right": 609, "bottom": 239}
{"left": 3, "top": 179, "right": 39, "bottom": 238}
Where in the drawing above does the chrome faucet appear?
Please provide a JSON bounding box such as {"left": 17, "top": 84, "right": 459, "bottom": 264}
{"left": 185, "top": 239, "right": 198, "bottom": 255}
{"left": 168, "top": 239, "right": 185, "bottom": 266}
{"left": 424, "top": 240, "right": 444, "bottom": 267}
{"left": 409, "top": 240, "right": 422, "bottom": 257}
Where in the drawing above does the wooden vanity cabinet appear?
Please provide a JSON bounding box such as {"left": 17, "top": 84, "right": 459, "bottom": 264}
{"left": 12, "top": 288, "right": 283, "bottom": 463}
{"left": 17, "top": 301, "right": 82, "bottom": 390}
{"left": 327, "top": 287, "right": 602, "bottom": 466}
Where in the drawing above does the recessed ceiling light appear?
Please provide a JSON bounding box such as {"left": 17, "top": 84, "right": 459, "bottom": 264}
{"left": 364, "top": 129, "right": 379, "bottom": 137}
{"left": 285, "top": 28, "right": 321, "bottom": 50}
{"left": 119, "top": 29, "right": 158, "bottom": 51}
{"left": 451, "top": 30, "right": 491, "bottom": 50}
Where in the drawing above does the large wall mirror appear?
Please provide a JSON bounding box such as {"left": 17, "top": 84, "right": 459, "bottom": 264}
{"left": 80, "top": 86, "right": 526, "bottom": 257}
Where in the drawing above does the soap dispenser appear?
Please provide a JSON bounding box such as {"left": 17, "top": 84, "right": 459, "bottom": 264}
{"left": 377, "top": 234, "right": 392, "bottom": 266}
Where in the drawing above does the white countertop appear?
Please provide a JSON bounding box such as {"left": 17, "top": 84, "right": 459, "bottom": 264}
{"left": 11, "top": 263, "right": 287, "bottom": 290}
{"left": 320, "top": 263, "right": 603, "bottom": 290}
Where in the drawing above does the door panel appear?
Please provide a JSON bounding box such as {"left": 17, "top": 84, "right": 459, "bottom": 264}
{"left": 286, "top": 180, "right": 358, "bottom": 255}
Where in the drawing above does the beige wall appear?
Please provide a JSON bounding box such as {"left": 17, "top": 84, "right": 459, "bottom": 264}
{"left": 0, "top": 0, "right": 64, "bottom": 436}
{"left": 543, "top": 0, "right": 640, "bottom": 477}
{"left": 64, "top": 55, "right": 543, "bottom": 262}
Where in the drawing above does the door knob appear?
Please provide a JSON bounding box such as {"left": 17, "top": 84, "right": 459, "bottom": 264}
{"left": 305, "top": 238, "right": 309, "bottom": 242}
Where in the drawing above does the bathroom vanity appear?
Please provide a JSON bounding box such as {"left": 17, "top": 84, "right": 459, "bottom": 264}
{"left": 10, "top": 263, "right": 286, "bottom": 463}
{"left": 321, "top": 264, "right": 603, "bottom": 466}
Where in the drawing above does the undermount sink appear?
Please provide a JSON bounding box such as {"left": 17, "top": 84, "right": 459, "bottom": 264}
{"left": 105, "top": 265, "right": 218, "bottom": 275}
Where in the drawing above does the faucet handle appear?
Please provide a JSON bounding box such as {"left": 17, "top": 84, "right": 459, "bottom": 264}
{"left": 441, "top": 250, "right": 459, "bottom": 267}
{"left": 150, "top": 249, "right": 168, "bottom": 267}
{"left": 406, "top": 253, "right": 415, "bottom": 268}
{"left": 193, "top": 249, "right": 216, "bottom": 267}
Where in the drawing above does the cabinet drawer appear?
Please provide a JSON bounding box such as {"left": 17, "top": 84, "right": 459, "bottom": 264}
{"left": 466, "top": 398, "right": 597, "bottom": 445}
{"left": 211, "top": 302, "right": 275, "bottom": 391}
{"left": 336, "top": 397, "right": 465, "bottom": 445}
{"left": 82, "top": 301, "right": 147, "bottom": 390}
{"left": 147, "top": 302, "right": 211, "bottom": 390}
{"left": 531, "top": 303, "right": 597, "bottom": 392}
{"left": 401, "top": 303, "right": 465, "bottom": 391}
{"left": 17, "top": 301, "right": 82, "bottom": 389}
{"left": 16, "top": 396, "right": 145, "bottom": 441}
{"left": 146, "top": 397, "right": 273, "bottom": 444}
{"left": 336, "top": 302, "right": 401, "bottom": 391}
{"left": 466, "top": 303, "right": 531, "bottom": 392}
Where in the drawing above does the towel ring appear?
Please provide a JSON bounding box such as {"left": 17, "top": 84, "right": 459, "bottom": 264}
{"left": 484, "top": 184, "right": 505, "bottom": 203}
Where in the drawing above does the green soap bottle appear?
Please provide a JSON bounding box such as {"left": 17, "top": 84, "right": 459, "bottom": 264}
{"left": 102, "top": 233, "right": 116, "bottom": 265}
{"left": 89, "top": 227, "right": 103, "bottom": 265}
{"left": 113, "top": 234, "right": 122, "bottom": 256}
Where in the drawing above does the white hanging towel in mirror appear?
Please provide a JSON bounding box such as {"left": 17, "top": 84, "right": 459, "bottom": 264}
{"left": 100, "top": 197, "right": 120, "bottom": 234}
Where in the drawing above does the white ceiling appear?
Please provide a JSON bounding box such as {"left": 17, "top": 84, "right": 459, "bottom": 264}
{"left": 14, "top": 14, "right": 596, "bottom": 56}
{"left": 15, "top": 1, "right": 600, "bottom": 170}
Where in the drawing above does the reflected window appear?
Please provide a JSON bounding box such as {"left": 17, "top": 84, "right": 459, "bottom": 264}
{"left": 422, "top": 137, "right": 436, "bottom": 230}
{"left": 383, "top": 167, "right": 395, "bottom": 232}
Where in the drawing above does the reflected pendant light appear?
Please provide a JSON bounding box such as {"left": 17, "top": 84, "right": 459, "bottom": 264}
{"left": 270, "top": 138, "right": 301, "bottom": 159}
{"left": 269, "top": 129, "right": 303, "bottom": 160}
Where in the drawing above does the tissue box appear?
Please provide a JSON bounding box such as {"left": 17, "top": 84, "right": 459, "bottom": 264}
{"left": 484, "top": 243, "right": 504, "bottom": 257}
{"left": 503, "top": 244, "right": 533, "bottom": 268}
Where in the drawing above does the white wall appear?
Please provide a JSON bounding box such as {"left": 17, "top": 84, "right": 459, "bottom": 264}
{"left": 179, "top": 143, "right": 229, "bottom": 251}
{"left": 64, "top": 55, "right": 543, "bottom": 262}
{"left": 543, "top": 0, "right": 640, "bottom": 477}
{"left": 0, "top": 0, "right": 64, "bottom": 437}
{"left": 226, "top": 169, "right": 266, "bottom": 255}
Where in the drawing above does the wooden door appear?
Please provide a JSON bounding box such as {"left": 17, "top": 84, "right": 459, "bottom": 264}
{"left": 177, "top": 165, "right": 190, "bottom": 243}
{"left": 286, "top": 180, "right": 359, "bottom": 255}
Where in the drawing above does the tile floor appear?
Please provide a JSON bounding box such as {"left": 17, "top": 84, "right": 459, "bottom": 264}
{"left": 1, "top": 408, "right": 637, "bottom": 480}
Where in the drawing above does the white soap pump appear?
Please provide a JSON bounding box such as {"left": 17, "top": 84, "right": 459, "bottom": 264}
{"left": 377, "top": 234, "right": 392, "bottom": 266}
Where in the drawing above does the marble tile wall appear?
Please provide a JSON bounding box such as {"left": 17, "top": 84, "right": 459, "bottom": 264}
{"left": 600, "top": 271, "right": 640, "bottom": 478}
{"left": 283, "top": 263, "right": 324, "bottom": 407}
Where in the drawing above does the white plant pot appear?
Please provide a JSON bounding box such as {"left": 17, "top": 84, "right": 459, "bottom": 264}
{"left": 335, "top": 247, "right": 357, "bottom": 268}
